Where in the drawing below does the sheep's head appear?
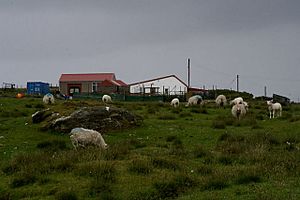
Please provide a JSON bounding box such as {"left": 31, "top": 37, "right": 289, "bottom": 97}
{"left": 104, "top": 143, "right": 108, "bottom": 149}
{"left": 267, "top": 100, "right": 272, "bottom": 106}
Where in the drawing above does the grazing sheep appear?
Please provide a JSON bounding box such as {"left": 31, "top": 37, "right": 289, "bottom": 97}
{"left": 102, "top": 94, "right": 112, "bottom": 103}
{"left": 185, "top": 95, "right": 203, "bottom": 107}
{"left": 267, "top": 100, "right": 282, "bottom": 119}
{"left": 43, "top": 93, "right": 55, "bottom": 104}
{"left": 230, "top": 97, "right": 243, "bottom": 105}
{"left": 231, "top": 103, "right": 247, "bottom": 120}
{"left": 170, "top": 98, "right": 180, "bottom": 108}
{"left": 70, "top": 128, "right": 108, "bottom": 150}
{"left": 215, "top": 95, "right": 227, "bottom": 108}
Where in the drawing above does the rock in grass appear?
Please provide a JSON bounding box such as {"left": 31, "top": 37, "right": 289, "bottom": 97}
{"left": 46, "top": 106, "right": 142, "bottom": 133}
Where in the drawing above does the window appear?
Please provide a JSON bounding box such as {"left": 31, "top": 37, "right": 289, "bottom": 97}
{"left": 92, "top": 82, "right": 97, "bottom": 93}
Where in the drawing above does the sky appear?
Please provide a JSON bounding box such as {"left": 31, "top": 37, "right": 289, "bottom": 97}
{"left": 1, "top": 0, "right": 300, "bottom": 101}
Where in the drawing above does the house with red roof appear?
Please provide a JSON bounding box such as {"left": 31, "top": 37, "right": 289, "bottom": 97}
{"left": 59, "top": 73, "right": 128, "bottom": 95}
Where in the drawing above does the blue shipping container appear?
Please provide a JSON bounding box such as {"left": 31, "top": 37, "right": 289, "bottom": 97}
{"left": 27, "top": 82, "right": 50, "bottom": 95}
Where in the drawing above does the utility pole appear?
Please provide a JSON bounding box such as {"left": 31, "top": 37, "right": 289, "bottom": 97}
{"left": 264, "top": 86, "right": 267, "bottom": 97}
{"left": 187, "top": 58, "right": 191, "bottom": 89}
{"left": 236, "top": 74, "right": 239, "bottom": 92}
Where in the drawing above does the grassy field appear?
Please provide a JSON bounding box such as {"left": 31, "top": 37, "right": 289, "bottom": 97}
{"left": 0, "top": 96, "right": 299, "bottom": 200}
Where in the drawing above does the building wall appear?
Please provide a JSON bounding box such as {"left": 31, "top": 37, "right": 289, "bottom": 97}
{"left": 59, "top": 82, "right": 68, "bottom": 95}
{"left": 130, "top": 76, "right": 187, "bottom": 95}
{"left": 60, "top": 81, "right": 128, "bottom": 95}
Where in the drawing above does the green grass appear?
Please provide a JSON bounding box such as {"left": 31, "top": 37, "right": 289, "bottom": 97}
{"left": 0, "top": 97, "right": 299, "bottom": 199}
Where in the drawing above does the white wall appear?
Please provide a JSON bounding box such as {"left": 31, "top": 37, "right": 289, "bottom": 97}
{"left": 130, "top": 76, "right": 187, "bottom": 95}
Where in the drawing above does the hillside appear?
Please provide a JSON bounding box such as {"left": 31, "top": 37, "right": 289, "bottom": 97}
{"left": 0, "top": 97, "right": 299, "bottom": 199}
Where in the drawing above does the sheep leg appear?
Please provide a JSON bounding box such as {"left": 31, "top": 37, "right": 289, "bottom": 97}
{"left": 279, "top": 110, "right": 282, "bottom": 117}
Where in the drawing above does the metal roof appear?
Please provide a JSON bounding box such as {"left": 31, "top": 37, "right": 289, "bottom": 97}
{"left": 129, "top": 74, "right": 187, "bottom": 87}
{"left": 59, "top": 73, "right": 116, "bottom": 82}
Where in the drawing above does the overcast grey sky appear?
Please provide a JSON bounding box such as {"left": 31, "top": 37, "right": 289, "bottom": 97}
{"left": 1, "top": 0, "right": 300, "bottom": 101}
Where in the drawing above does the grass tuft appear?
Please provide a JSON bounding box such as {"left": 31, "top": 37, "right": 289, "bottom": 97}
{"left": 55, "top": 190, "right": 78, "bottom": 200}
{"left": 128, "top": 158, "right": 153, "bottom": 175}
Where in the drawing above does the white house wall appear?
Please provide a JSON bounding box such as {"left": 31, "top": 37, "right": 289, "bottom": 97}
{"left": 130, "top": 76, "right": 187, "bottom": 95}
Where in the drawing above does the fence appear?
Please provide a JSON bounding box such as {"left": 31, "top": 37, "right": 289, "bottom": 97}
{"left": 72, "top": 93, "right": 186, "bottom": 102}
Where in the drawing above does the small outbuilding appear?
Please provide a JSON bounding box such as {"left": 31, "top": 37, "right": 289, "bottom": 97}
{"left": 27, "top": 82, "right": 50, "bottom": 95}
{"left": 129, "top": 75, "right": 188, "bottom": 95}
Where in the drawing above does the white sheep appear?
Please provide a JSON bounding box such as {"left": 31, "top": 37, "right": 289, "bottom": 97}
{"left": 215, "top": 95, "right": 227, "bottom": 108}
{"left": 185, "top": 95, "right": 203, "bottom": 107}
{"left": 243, "top": 101, "right": 249, "bottom": 111}
{"left": 170, "top": 98, "right": 180, "bottom": 108}
{"left": 102, "top": 94, "right": 112, "bottom": 103}
{"left": 267, "top": 100, "right": 282, "bottom": 119}
{"left": 231, "top": 103, "right": 247, "bottom": 120}
{"left": 230, "top": 97, "right": 243, "bottom": 105}
{"left": 43, "top": 93, "right": 55, "bottom": 104}
{"left": 70, "top": 128, "right": 108, "bottom": 150}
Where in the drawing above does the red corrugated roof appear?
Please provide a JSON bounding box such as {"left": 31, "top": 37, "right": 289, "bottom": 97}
{"left": 99, "top": 80, "right": 127, "bottom": 87}
{"left": 115, "top": 80, "right": 127, "bottom": 86}
{"left": 59, "top": 73, "right": 116, "bottom": 82}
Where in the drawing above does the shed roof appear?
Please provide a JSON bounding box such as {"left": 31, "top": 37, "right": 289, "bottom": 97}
{"left": 129, "top": 74, "right": 187, "bottom": 87}
{"left": 100, "top": 79, "right": 128, "bottom": 87}
{"left": 59, "top": 73, "right": 116, "bottom": 82}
